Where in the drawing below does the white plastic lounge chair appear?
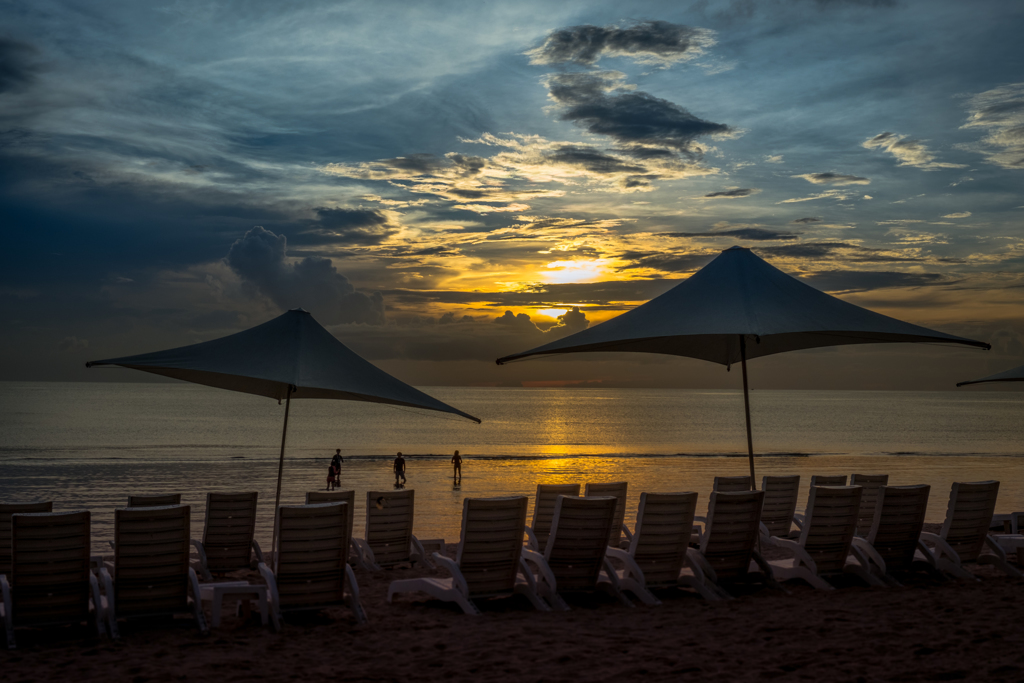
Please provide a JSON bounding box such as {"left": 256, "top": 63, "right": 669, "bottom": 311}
{"left": 127, "top": 494, "right": 182, "bottom": 507}
{"left": 990, "top": 511, "right": 1024, "bottom": 534}
{"left": 388, "top": 496, "right": 548, "bottom": 614}
{"left": 0, "top": 502, "right": 53, "bottom": 578}
{"left": 99, "top": 505, "right": 206, "bottom": 638}
{"left": 525, "top": 484, "right": 581, "bottom": 553}
{"left": 917, "top": 481, "right": 1021, "bottom": 580}
{"left": 714, "top": 476, "right": 752, "bottom": 492}
{"left": 766, "top": 485, "right": 863, "bottom": 590}
{"left": 680, "top": 490, "right": 771, "bottom": 600}
{"left": 605, "top": 492, "right": 699, "bottom": 605}
{"left": 520, "top": 495, "right": 626, "bottom": 610}
{"left": 258, "top": 502, "right": 366, "bottom": 629}
{"left": 792, "top": 475, "right": 849, "bottom": 530}
{"left": 352, "top": 489, "right": 429, "bottom": 571}
{"left": 584, "top": 482, "right": 628, "bottom": 548}
{"left": 2, "top": 510, "right": 104, "bottom": 649}
{"left": 306, "top": 490, "right": 356, "bottom": 558}
{"left": 760, "top": 475, "right": 800, "bottom": 538}
{"left": 846, "top": 484, "right": 930, "bottom": 586}
{"left": 191, "top": 492, "right": 263, "bottom": 580}
{"left": 850, "top": 474, "right": 889, "bottom": 537}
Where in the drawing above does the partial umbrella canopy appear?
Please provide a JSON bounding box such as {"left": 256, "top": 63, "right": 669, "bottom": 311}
{"left": 87, "top": 308, "right": 480, "bottom": 550}
{"left": 497, "top": 246, "right": 989, "bottom": 487}
{"left": 957, "top": 363, "right": 1024, "bottom": 387}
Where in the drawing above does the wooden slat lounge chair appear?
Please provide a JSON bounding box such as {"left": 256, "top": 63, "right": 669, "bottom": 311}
{"left": 793, "top": 476, "right": 849, "bottom": 530}
{"left": 760, "top": 476, "right": 800, "bottom": 538}
{"left": 127, "top": 494, "right": 181, "bottom": 507}
{"left": 680, "top": 490, "right": 772, "bottom": 600}
{"left": 850, "top": 474, "right": 889, "bottom": 537}
{"left": 352, "top": 490, "right": 428, "bottom": 571}
{"left": 525, "top": 484, "right": 580, "bottom": 553}
{"left": 388, "top": 496, "right": 548, "bottom": 614}
{"left": 306, "top": 490, "right": 356, "bottom": 555}
{"left": 714, "top": 476, "right": 752, "bottom": 492}
{"left": 766, "top": 485, "right": 864, "bottom": 590}
{"left": 258, "top": 502, "right": 365, "bottom": 629}
{"left": 846, "top": 484, "right": 930, "bottom": 586}
{"left": 99, "top": 505, "right": 206, "bottom": 638}
{"left": 605, "top": 492, "right": 699, "bottom": 605}
{"left": 0, "top": 502, "right": 53, "bottom": 578}
{"left": 584, "top": 482, "right": 628, "bottom": 549}
{"left": 520, "top": 495, "right": 626, "bottom": 610}
{"left": 2, "top": 510, "right": 103, "bottom": 649}
{"left": 917, "top": 481, "right": 1021, "bottom": 580}
{"left": 191, "top": 492, "right": 263, "bottom": 580}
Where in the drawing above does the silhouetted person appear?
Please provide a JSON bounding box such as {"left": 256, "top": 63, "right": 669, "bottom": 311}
{"left": 326, "top": 461, "right": 338, "bottom": 491}
{"left": 452, "top": 450, "right": 462, "bottom": 482}
{"left": 331, "top": 448, "right": 344, "bottom": 480}
{"left": 394, "top": 452, "right": 406, "bottom": 487}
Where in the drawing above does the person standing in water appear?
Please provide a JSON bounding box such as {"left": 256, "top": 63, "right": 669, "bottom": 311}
{"left": 451, "top": 450, "right": 462, "bottom": 482}
{"left": 394, "top": 452, "right": 406, "bottom": 487}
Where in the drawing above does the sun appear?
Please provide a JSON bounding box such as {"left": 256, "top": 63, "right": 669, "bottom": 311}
{"left": 541, "top": 259, "right": 611, "bottom": 284}
{"left": 536, "top": 308, "right": 568, "bottom": 319}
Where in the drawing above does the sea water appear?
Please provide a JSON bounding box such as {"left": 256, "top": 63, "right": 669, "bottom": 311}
{"left": 1, "top": 381, "right": 1022, "bottom": 553}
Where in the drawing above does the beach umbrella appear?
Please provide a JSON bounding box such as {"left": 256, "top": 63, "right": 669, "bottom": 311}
{"left": 957, "top": 363, "right": 1024, "bottom": 387}
{"left": 87, "top": 308, "right": 480, "bottom": 550}
{"left": 496, "top": 246, "right": 989, "bottom": 488}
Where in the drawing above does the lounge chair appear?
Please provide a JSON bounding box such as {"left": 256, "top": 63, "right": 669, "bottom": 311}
{"left": 388, "top": 496, "right": 548, "bottom": 614}
{"left": 846, "top": 484, "right": 930, "bottom": 586}
{"left": 99, "top": 504, "right": 206, "bottom": 638}
{"left": 680, "top": 490, "right": 772, "bottom": 600}
{"left": 760, "top": 475, "right": 800, "bottom": 538}
{"left": 850, "top": 474, "right": 889, "bottom": 537}
{"left": 191, "top": 492, "right": 263, "bottom": 580}
{"left": 520, "top": 495, "right": 626, "bottom": 610}
{"left": 766, "top": 485, "right": 864, "bottom": 590}
{"left": 793, "top": 475, "right": 849, "bottom": 530}
{"left": 258, "top": 502, "right": 366, "bottom": 629}
{"left": 306, "top": 490, "right": 356, "bottom": 556}
{"left": 352, "top": 489, "right": 429, "bottom": 571}
{"left": 584, "top": 481, "right": 628, "bottom": 548}
{"left": 0, "top": 502, "right": 53, "bottom": 578}
{"left": 127, "top": 494, "right": 181, "bottom": 507}
{"left": 713, "top": 476, "right": 752, "bottom": 492}
{"left": 605, "top": 492, "right": 699, "bottom": 605}
{"left": 525, "top": 484, "right": 580, "bottom": 553}
{"left": 917, "top": 481, "right": 1021, "bottom": 580}
{"left": 2, "top": 510, "right": 104, "bottom": 649}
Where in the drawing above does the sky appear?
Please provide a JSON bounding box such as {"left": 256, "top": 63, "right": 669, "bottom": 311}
{"left": 1, "top": 0, "right": 1022, "bottom": 390}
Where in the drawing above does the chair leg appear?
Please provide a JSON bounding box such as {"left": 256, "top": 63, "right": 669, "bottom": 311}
{"left": 977, "top": 554, "right": 1024, "bottom": 579}
{"left": 345, "top": 565, "right": 368, "bottom": 624}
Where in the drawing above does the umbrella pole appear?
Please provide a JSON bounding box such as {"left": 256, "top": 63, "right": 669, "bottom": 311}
{"left": 271, "top": 388, "right": 293, "bottom": 561}
{"left": 740, "top": 335, "right": 756, "bottom": 490}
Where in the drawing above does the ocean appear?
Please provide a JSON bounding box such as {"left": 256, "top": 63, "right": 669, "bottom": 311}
{"left": 1, "top": 381, "right": 1022, "bottom": 553}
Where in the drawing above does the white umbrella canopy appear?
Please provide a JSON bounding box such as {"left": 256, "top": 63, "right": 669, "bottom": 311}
{"left": 497, "top": 246, "right": 990, "bottom": 486}
{"left": 957, "top": 363, "right": 1024, "bottom": 387}
{"left": 88, "top": 308, "right": 480, "bottom": 549}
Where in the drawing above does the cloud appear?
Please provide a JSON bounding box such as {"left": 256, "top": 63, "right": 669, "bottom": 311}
{"left": 755, "top": 242, "right": 926, "bottom": 263}
{"left": 616, "top": 250, "right": 716, "bottom": 272}
{"left": 704, "top": 187, "right": 760, "bottom": 198}
{"left": 942, "top": 211, "right": 972, "bottom": 219}
{"left": 793, "top": 217, "right": 821, "bottom": 224}
{"left": 794, "top": 172, "right": 870, "bottom": 186}
{"left": 862, "top": 132, "right": 967, "bottom": 170}
{"left": 778, "top": 190, "right": 855, "bottom": 203}
{"left": 959, "top": 83, "right": 1024, "bottom": 169}
{"left": 494, "top": 306, "right": 590, "bottom": 335}
{"left": 801, "top": 270, "right": 953, "bottom": 293}
{"left": 291, "top": 207, "right": 399, "bottom": 246}
{"left": 764, "top": 155, "right": 784, "bottom": 164}
{"left": 525, "top": 21, "right": 715, "bottom": 67}
{"left": 0, "top": 38, "right": 40, "bottom": 94}
{"left": 225, "top": 226, "right": 385, "bottom": 325}
{"left": 662, "top": 227, "right": 801, "bottom": 241}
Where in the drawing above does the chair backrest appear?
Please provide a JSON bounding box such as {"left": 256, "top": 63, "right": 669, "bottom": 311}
{"left": 0, "top": 501, "right": 53, "bottom": 577}
{"left": 940, "top": 480, "right": 1000, "bottom": 563}
{"left": 456, "top": 496, "right": 528, "bottom": 598}
{"left": 306, "top": 490, "right": 355, "bottom": 543}
{"left": 114, "top": 505, "right": 191, "bottom": 617}
{"left": 127, "top": 493, "right": 182, "bottom": 507}
{"left": 850, "top": 474, "right": 889, "bottom": 536}
{"left": 713, "top": 476, "right": 752, "bottom": 493}
{"left": 364, "top": 489, "right": 415, "bottom": 566}
{"left": 760, "top": 475, "right": 800, "bottom": 537}
{"left": 530, "top": 484, "right": 581, "bottom": 553}
{"left": 629, "top": 492, "right": 699, "bottom": 587}
{"left": 275, "top": 502, "right": 350, "bottom": 610}
{"left": 798, "top": 486, "right": 863, "bottom": 574}
{"left": 584, "top": 481, "right": 628, "bottom": 547}
{"left": 10, "top": 511, "right": 91, "bottom": 627}
{"left": 866, "top": 484, "right": 930, "bottom": 572}
{"left": 810, "top": 475, "right": 847, "bottom": 486}
{"left": 545, "top": 496, "right": 616, "bottom": 591}
{"left": 700, "top": 490, "right": 765, "bottom": 580}
{"left": 202, "top": 492, "right": 258, "bottom": 573}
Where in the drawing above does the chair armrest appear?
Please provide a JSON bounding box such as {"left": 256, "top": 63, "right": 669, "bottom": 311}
{"left": 850, "top": 537, "right": 887, "bottom": 575}
{"left": 351, "top": 537, "right": 379, "bottom": 571}
{"left": 766, "top": 535, "right": 817, "bottom": 575}
{"left": 621, "top": 523, "right": 633, "bottom": 544}
{"left": 759, "top": 522, "right": 771, "bottom": 541}
{"left": 984, "top": 534, "right": 1009, "bottom": 562}
{"left": 1, "top": 574, "right": 12, "bottom": 641}
{"left": 88, "top": 572, "right": 106, "bottom": 638}
{"left": 99, "top": 567, "right": 119, "bottom": 639}
{"left": 919, "top": 531, "right": 959, "bottom": 565}
{"left": 191, "top": 539, "right": 213, "bottom": 581}
{"left": 792, "top": 511, "right": 806, "bottom": 530}
{"left": 187, "top": 567, "right": 208, "bottom": 635}
{"left": 257, "top": 562, "right": 281, "bottom": 632}
{"left": 520, "top": 547, "right": 558, "bottom": 595}
{"left": 604, "top": 546, "right": 646, "bottom": 586}
{"left": 344, "top": 564, "right": 367, "bottom": 624}
{"left": 750, "top": 551, "right": 786, "bottom": 592}
{"left": 251, "top": 540, "right": 264, "bottom": 566}
{"left": 524, "top": 526, "right": 540, "bottom": 552}
{"left": 431, "top": 552, "right": 469, "bottom": 596}
{"left": 684, "top": 547, "right": 717, "bottom": 584}
{"left": 410, "top": 535, "right": 434, "bottom": 570}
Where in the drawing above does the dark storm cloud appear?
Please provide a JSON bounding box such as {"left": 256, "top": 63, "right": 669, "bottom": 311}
{"left": 292, "top": 207, "right": 398, "bottom": 246}
{"left": 662, "top": 228, "right": 801, "bottom": 241}
{"left": 225, "top": 226, "right": 385, "bottom": 325}
{"left": 794, "top": 172, "right": 871, "bottom": 185}
{"left": 0, "top": 38, "right": 40, "bottom": 94}
{"left": 755, "top": 242, "right": 923, "bottom": 262}
{"left": 802, "top": 270, "right": 953, "bottom": 293}
{"left": 793, "top": 217, "right": 822, "bottom": 224}
{"left": 526, "top": 21, "right": 714, "bottom": 67}
{"left": 704, "top": 188, "right": 759, "bottom": 198}
{"left": 547, "top": 145, "right": 648, "bottom": 174}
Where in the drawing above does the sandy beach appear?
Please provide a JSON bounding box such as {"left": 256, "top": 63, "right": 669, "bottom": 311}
{"left": 4, "top": 524, "right": 1024, "bottom": 683}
